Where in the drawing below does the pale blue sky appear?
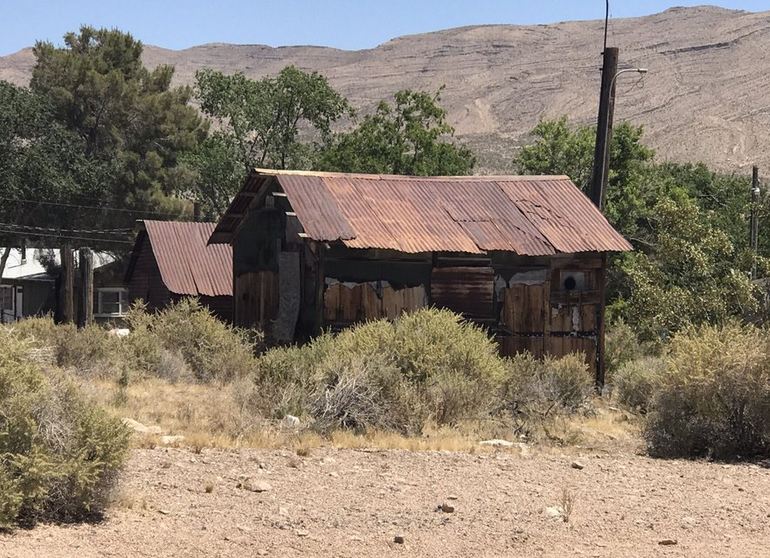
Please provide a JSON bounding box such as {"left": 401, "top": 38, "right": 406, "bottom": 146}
{"left": 1, "top": 1, "right": 766, "bottom": 55}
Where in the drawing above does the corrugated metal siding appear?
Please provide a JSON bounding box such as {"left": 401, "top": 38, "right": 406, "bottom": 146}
{"left": 211, "top": 170, "right": 632, "bottom": 255}
{"left": 142, "top": 221, "right": 233, "bottom": 297}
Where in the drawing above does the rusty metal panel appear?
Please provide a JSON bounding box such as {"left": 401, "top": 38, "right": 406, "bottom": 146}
{"left": 142, "top": 221, "right": 232, "bottom": 297}
{"left": 430, "top": 266, "right": 494, "bottom": 320}
{"left": 278, "top": 175, "right": 356, "bottom": 242}
{"left": 499, "top": 178, "right": 632, "bottom": 253}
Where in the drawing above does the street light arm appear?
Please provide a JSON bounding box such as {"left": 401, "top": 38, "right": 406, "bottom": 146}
{"left": 610, "top": 68, "right": 648, "bottom": 91}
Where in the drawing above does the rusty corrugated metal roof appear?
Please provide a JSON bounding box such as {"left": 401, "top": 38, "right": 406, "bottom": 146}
{"left": 141, "top": 220, "right": 232, "bottom": 297}
{"left": 210, "top": 169, "right": 632, "bottom": 255}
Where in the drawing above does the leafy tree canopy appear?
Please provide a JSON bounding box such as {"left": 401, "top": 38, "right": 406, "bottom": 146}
{"left": 319, "top": 89, "right": 475, "bottom": 176}
{"left": 30, "top": 26, "right": 207, "bottom": 218}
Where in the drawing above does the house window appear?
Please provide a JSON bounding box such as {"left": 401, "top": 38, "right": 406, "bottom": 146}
{"left": 96, "top": 288, "right": 129, "bottom": 317}
{"left": 0, "top": 285, "right": 12, "bottom": 311}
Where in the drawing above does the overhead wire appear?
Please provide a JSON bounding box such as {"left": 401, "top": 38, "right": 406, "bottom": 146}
{"left": 0, "top": 228, "right": 133, "bottom": 245}
{"left": 0, "top": 195, "right": 186, "bottom": 219}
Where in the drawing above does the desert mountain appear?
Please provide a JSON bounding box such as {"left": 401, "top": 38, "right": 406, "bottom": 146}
{"left": 2, "top": 5, "right": 769, "bottom": 173}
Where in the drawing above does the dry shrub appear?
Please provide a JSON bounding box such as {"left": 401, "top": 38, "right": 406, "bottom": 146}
{"left": 247, "top": 308, "right": 505, "bottom": 434}
{"left": 11, "top": 317, "right": 121, "bottom": 377}
{"left": 612, "top": 356, "right": 666, "bottom": 412}
{"left": 121, "top": 299, "right": 261, "bottom": 383}
{"left": 149, "top": 298, "right": 260, "bottom": 382}
{"left": 502, "top": 352, "right": 594, "bottom": 437}
{"left": 0, "top": 330, "right": 129, "bottom": 529}
{"left": 645, "top": 323, "right": 770, "bottom": 459}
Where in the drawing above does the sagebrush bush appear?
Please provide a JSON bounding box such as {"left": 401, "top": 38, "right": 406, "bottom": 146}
{"left": 612, "top": 356, "right": 666, "bottom": 412}
{"left": 11, "top": 318, "right": 121, "bottom": 377}
{"left": 246, "top": 308, "right": 506, "bottom": 433}
{"left": 502, "top": 352, "right": 594, "bottom": 421}
{"left": 126, "top": 298, "right": 257, "bottom": 382}
{"left": 644, "top": 323, "right": 770, "bottom": 459}
{"left": 0, "top": 331, "right": 129, "bottom": 529}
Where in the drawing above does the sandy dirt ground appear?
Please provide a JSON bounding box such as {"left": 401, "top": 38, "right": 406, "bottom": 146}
{"left": 2, "top": 446, "right": 769, "bottom": 557}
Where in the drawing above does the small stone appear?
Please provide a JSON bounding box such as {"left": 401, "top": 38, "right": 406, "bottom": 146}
{"left": 658, "top": 539, "right": 678, "bottom": 546}
{"left": 544, "top": 506, "right": 563, "bottom": 519}
{"left": 237, "top": 479, "right": 272, "bottom": 492}
{"left": 296, "top": 529, "right": 309, "bottom": 537}
{"left": 517, "top": 442, "right": 531, "bottom": 457}
{"left": 122, "top": 418, "right": 162, "bottom": 435}
{"left": 157, "top": 509, "right": 171, "bottom": 515}
{"left": 393, "top": 535, "right": 405, "bottom": 544}
{"left": 439, "top": 503, "right": 455, "bottom": 513}
{"left": 446, "top": 494, "right": 458, "bottom": 501}
{"left": 160, "top": 435, "right": 185, "bottom": 445}
{"left": 283, "top": 415, "right": 300, "bottom": 428}
{"left": 571, "top": 460, "right": 585, "bottom": 470}
{"left": 479, "top": 439, "right": 514, "bottom": 448}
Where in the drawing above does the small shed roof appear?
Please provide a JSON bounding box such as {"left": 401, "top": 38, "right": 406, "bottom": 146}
{"left": 210, "top": 169, "right": 632, "bottom": 255}
{"left": 126, "top": 221, "right": 232, "bottom": 297}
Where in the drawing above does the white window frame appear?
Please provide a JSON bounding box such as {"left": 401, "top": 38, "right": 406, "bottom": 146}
{"left": 95, "top": 287, "right": 129, "bottom": 318}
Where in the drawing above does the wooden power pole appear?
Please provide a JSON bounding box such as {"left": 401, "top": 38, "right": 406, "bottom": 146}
{"left": 751, "top": 166, "right": 760, "bottom": 279}
{"left": 78, "top": 248, "right": 94, "bottom": 327}
{"left": 590, "top": 47, "right": 619, "bottom": 210}
{"left": 59, "top": 244, "right": 75, "bottom": 323}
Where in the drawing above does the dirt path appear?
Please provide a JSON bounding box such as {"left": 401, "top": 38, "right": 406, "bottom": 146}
{"left": 2, "top": 446, "right": 769, "bottom": 557}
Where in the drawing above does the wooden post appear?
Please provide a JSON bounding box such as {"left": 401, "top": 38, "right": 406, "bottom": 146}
{"left": 751, "top": 166, "right": 760, "bottom": 279}
{"left": 595, "top": 254, "right": 608, "bottom": 391}
{"left": 315, "top": 243, "right": 325, "bottom": 335}
{"left": 78, "top": 248, "right": 94, "bottom": 328}
{"left": 590, "top": 47, "right": 619, "bottom": 210}
{"left": 60, "top": 244, "right": 75, "bottom": 324}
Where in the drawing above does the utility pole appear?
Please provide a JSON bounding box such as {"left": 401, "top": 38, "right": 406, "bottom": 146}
{"left": 59, "top": 244, "right": 75, "bottom": 323}
{"left": 751, "top": 166, "right": 760, "bottom": 279}
{"left": 78, "top": 248, "right": 94, "bottom": 328}
{"left": 590, "top": 46, "right": 619, "bottom": 210}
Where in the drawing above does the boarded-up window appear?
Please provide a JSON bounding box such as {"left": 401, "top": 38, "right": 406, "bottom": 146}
{"left": 430, "top": 266, "right": 494, "bottom": 320}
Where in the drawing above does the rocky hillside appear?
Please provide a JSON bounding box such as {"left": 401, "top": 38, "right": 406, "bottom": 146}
{"left": 2, "top": 6, "right": 769, "bottom": 173}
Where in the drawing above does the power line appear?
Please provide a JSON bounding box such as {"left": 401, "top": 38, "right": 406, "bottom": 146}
{"left": 0, "top": 223, "right": 134, "bottom": 235}
{"left": 0, "top": 195, "right": 186, "bottom": 219}
{"left": 0, "top": 228, "right": 133, "bottom": 245}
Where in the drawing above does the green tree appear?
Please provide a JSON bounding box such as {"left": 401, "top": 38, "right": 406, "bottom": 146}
{"left": 180, "top": 132, "right": 243, "bottom": 219}
{"left": 318, "top": 89, "right": 475, "bottom": 175}
{"left": 0, "top": 80, "right": 112, "bottom": 274}
{"left": 195, "top": 66, "right": 350, "bottom": 171}
{"left": 612, "top": 198, "right": 757, "bottom": 342}
{"left": 30, "top": 26, "right": 206, "bottom": 218}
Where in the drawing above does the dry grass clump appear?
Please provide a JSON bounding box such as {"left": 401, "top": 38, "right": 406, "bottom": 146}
{"left": 644, "top": 322, "right": 770, "bottom": 459}
{"left": 0, "top": 330, "right": 129, "bottom": 529}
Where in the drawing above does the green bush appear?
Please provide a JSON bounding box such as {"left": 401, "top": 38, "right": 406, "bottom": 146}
{"left": 0, "top": 331, "right": 129, "bottom": 529}
{"left": 248, "top": 308, "right": 506, "bottom": 433}
{"left": 644, "top": 323, "right": 770, "bottom": 459}
{"left": 605, "top": 320, "right": 644, "bottom": 378}
{"left": 613, "top": 356, "right": 666, "bottom": 412}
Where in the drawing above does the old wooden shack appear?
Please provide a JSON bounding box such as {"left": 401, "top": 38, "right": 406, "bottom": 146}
{"left": 125, "top": 220, "right": 233, "bottom": 321}
{"left": 209, "top": 170, "right": 632, "bottom": 380}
